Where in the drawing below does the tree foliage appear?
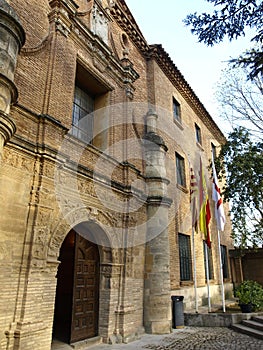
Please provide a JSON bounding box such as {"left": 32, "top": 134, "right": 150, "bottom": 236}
{"left": 215, "top": 127, "right": 263, "bottom": 248}
{"left": 184, "top": 0, "right": 263, "bottom": 79}
{"left": 216, "top": 67, "right": 263, "bottom": 138}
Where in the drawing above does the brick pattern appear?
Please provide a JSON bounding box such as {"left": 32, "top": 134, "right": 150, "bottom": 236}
{"left": 0, "top": 1, "right": 233, "bottom": 349}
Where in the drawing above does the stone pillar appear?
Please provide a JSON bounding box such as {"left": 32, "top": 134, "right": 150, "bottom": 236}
{"left": 0, "top": 0, "right": 25, "bottom": 153}
{"left": 143, "top": 110, "right": 172, "bottom": 334}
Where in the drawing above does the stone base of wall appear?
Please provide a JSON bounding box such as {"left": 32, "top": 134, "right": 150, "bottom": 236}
{"left": 184, "top": 312, "right": 263, "bottom": 327}
{"left": 172, "top": 283, "right": 234, "bottom": 311}
{"left": 108, "top": 326, "right": 145, "bottom": 344}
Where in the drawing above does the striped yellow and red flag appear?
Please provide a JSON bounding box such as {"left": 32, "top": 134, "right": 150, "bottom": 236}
{"left": 199, "top": 157, "right": 211, "bottom": 248}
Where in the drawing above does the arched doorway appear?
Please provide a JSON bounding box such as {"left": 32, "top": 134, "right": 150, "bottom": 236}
{"left": 53, "top": 229, "right": 100, "bottom": 344}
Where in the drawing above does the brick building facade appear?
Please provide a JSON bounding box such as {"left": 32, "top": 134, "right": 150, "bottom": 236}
{"left": 0, "top": 1, "right": 233, "bottom": 349}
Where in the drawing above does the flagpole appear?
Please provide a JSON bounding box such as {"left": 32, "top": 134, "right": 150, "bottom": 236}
{"left": 205, "top": 244, "right": 211, "bottom": 312}
{"left": 217, "top": 229, "right": 226, "bottom": 312}
{"left": 189, "top": 158, "right": 199, "bottom": 313}
{"left": 211, "top": 152, "right": 226, "bottom": 313}
{"left": 191, "top": 226, "right": 198, "bottom": 313}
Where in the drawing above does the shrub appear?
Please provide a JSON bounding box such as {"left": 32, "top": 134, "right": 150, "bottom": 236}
{"left": 235, "top": 280, "right": 263, "bottom": 311}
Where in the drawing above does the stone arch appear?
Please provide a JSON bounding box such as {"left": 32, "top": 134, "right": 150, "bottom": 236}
{"left": 50, "top": 211, "right": 123, "bottom": 344}
{"left": 47, "top": 205, "right": 120, "bottom": 261}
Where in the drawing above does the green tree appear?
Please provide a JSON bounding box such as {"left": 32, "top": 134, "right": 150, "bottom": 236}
{"left": 184, "top": 0, "right": 263, "bottom": 79}
{"left": 215, "top": 127, "right": 263, "bottom": 248}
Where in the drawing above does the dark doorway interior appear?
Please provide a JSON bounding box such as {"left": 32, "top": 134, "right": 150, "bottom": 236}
{"left": 53, "top": 229, "right": 100, "bottom": 344}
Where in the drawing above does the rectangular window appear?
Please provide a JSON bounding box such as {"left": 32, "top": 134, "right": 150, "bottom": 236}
{"left": 195, "top": 123, "right": 202, "bottom": 144}
{"left": 176, "top": 152, "right": 186, "bottom": 187}
{"left": 173, "top": 97, "right": 181, "bottom": 122}
{"left": 179, "top": 234, "right": 192, "bottom": 281}
{"left": 221, "top": 245, "right": 229, "bottom": 279}
{"left": 203, "top": 241, "right": 214, "bottom": 280}
{"left": 72, "top": 86, "right": 94, "bottom": 143}
{"left": 211, "top": 143, "right": 217, "bottom": 160}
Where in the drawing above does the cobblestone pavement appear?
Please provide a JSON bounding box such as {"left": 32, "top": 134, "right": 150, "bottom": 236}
{"left": 87, "top": 327, "right": 263, "bottom": 350}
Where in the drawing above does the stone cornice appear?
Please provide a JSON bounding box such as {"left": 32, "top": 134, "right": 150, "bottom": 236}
{"left": 147, "top": 45, "right": 225, "bottom": 143}
{"left": 109, "top": 0, "right": 148, "bottom": 54}
{"left": 110, "top": 1, "right": 225, "bottom": 143}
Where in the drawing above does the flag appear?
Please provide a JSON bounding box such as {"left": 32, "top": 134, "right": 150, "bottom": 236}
{"left": 212, "top": 160, "right": 226, "bottom": 231}
{"left": 190, "top": 164, "right": 198, "bottom": 231}
{"left": 199, "top": 157, "right": 211, "bottom": 248}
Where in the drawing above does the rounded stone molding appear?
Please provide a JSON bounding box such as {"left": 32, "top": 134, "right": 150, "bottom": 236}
{"left": 0, "top": 73, "right": 18, "bottom": 111}
{"left": 0, "top": 110, "right": 16, "bottom": 147}
{"left": 0, "top": 0, "right": 26, "bottom": 49}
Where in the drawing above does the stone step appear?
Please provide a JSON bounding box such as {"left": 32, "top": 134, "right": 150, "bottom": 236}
{"left": 243, "top": 319, "right": 263, "bottom": 331}
{"left": 71, "top": 336, "right": 102, "bottom": 349}
{"left": 252, "top": 316, "right": 263, "bottom": 324}
{"left": 232, "top": 323, "right": 263, "bottom": 340}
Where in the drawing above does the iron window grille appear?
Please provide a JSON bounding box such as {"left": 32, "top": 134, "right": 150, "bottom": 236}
{"left": 195, "top": 123, "right": 202, "bottom": 145}
{"left": 173, "top": 97, "right": 181, "bottom": 122}
{"left": 179, "top": 233, "right": 192, "bottom": 281}
{"left": 176, "top": 152, "right": 186, "bottom": 187}
{"left": 71, "top": 86, "right": 94, "bottom": 143}
{"left": 220, "top": 245, "right": 229, "bottom": 279}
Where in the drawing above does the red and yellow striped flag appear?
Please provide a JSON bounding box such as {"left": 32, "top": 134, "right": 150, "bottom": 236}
{"left": 199, "top": 157, "right": 211, "bottom": 248}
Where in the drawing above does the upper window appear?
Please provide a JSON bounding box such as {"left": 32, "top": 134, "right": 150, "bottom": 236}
{"left": 211, "top": 142, "right": 217, "bottom": 160}
{"left": 179, "top": 233, "right": 192, "bottom": 281}
{"left": 203, "top": 241, "right": 214, "bottom": 280}
{"left": 176, "top": 152, "right": 186, "bottom": 187}
{"left": 195, "top": 123, "right": 202, "bottom": 144}
{"left": 72, "top": 86, "right": 94, "bottom": 143}
{"left": 70, "top": 63, "right": 109, "bottom": 149}
{"left": 220, "top": 245, "right": 229, "bottom": 279}
{"left": 173, "top": 97, "right": 181, "bottom": 122}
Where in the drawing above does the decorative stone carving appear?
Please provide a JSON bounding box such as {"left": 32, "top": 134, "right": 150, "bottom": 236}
{"left": 101, "top": 264, "right": 112, "bottom": 276}
{"left": 2, "top": 148, "right": 34, "bottom": 172}
{"left": 49, "top": 0, "right": 78, "bottom": 37}
{"left": 78, "top": 178, "right": 96, "bottom": 197}
{"left": 48, "top": 205, "right": 116, "bottom": 257}
{"left": 91, "top": 1, "right": 110, "bottom": 44}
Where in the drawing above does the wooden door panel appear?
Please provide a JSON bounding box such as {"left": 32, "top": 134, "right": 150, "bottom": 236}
{"left": 70, "top": 234, "right": 99, "bottom": 343}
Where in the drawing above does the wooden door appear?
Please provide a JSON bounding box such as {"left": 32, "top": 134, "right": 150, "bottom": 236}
{"left": 70, "top": 233, "right": 100, "bottom": 343}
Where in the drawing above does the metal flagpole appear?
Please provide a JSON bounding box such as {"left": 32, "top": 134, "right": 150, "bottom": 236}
{"left": 191, "top": 226, "right": 198, "bottom": 313}
{"left": 211, "top": 151, "right": 226, "bottom": 313}
{"left": 189, "top": 158, "right": 198, "bottom": 313}
{"left": 205, "top": 243, "right": 211, "bottom": 312}
{"left": 217, "top": 229, "right": 226, "bottom": 312}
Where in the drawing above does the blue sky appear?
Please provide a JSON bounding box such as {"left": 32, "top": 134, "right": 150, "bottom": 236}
{"left": 125, "top": 0, "right": 253, "bottom": 130}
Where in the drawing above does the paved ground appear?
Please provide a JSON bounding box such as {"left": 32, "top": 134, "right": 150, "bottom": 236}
{"left": 86, "top": 327, "right": 263, "bottom": 350}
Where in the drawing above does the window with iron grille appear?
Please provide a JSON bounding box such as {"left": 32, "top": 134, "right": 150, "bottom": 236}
{"left": 195, "top": 123, "right": 202, "bottom": 144}
{"left": 71, "top": 86, "right": 94, "bottom": 143}
{"left": 173, "top": 97, "right": 181, "bottom": 122}
{"left": 179, "top": 234, "right": 192, "bottom": 281}
{"left": 221, "top": 245, "right": 229, "bottom": 279}
{"left": 203, "top": 241, "right": 214, "bottom": 280}
{"left": 176, "top": 152, "right": 186, "bottom": 187}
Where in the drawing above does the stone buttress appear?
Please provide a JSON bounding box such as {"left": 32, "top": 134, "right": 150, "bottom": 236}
{"left": 143, "top": 109, "right": 172, "bottom": 334}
